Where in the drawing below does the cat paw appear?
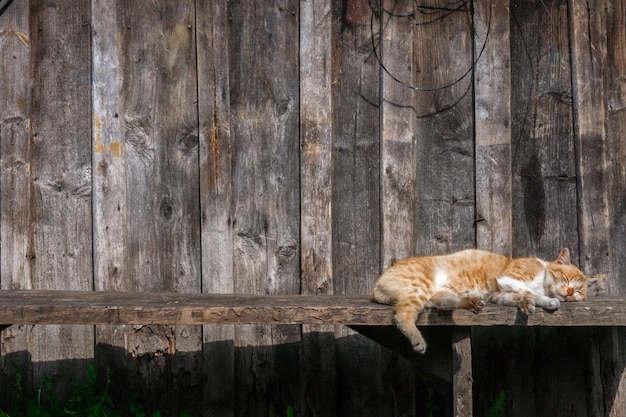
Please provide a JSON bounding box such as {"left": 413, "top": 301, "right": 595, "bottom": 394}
{"left": 411, "top": 339, "right": 427, "bottom": 354}
{"left": 544, "top": 298, "right": 561, "bottom": 310}
{"left": 468, "top": 297, "right": 485, "bottom": 314}
{"left": 518, "top": 297, "right": 536, "bottom": 315}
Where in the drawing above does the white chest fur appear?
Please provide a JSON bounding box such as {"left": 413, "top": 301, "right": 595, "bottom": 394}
{"left": 496, "top": 259, "right": 547, "bottom": 296}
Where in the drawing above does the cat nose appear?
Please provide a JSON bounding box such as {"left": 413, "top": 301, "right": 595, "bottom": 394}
{"left": 566, "top": 287, "right": 574, "bottom": 296}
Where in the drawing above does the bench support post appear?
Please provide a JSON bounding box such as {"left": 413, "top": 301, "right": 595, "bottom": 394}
{"left": 452, "top": 327, "right": 472, "bottom": 417}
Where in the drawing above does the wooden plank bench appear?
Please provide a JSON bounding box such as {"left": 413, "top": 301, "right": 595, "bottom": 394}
{"left": 1, "top": 290, "right": 625, "bottom": 417}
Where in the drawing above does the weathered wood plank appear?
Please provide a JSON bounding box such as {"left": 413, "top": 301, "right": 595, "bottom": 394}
{"left": 91, "top": 0, "right": 125, "bottom": 293}
{"left": 0, "top": 0, "right": 31, "bottom": 291}
{"left": 569, "top": 0, "right": 612, "bottom": 287}
{"left": 474, "top": 0, "right": 512, "bottom": 254}
{"left": 28, "top": 0, "right": 93, "bottom": 396}
{"left": 196, "top": 0, "right": 235, "bottom": 415}
{"left": 330, "top": 1, "right": 402, "bottom": 416}
{"left": 606, "top": 0, "right": 626, "bottom": 295}
{"left": 570, "top": 2, "right": 626, "bottom": 416}
{"left": 604, "top": 2, "right": 626, "bottom": 413}
{"left": 452, "top": 328, "right": 472, "bottom": 417}
{"left": 1, "top": 291, "right": 625, "bottom": 327}
{"left": 411, "top": 1, "right": 475, "bottom": 256}
{"left": 511, "top": 0, "right": 578, "bottom": 260}
{"left": 0, "top": 0, "right": 32, "bottom": 402}
{"left": 380, "top": 0, "right": 417, "bottom": 265}
{"left": 228, "top": 1, "right": 301, "bottom": 415}
{"left": 380, "top": 3, "right": 475, "bottom": 415}
{"left": 378, "top": 4, "right": 426, "bottom": 416}
{"left": 299, "top": 2, "right": 336, "bottom": 416}
{"left": 300, "top": 0, "right": 333, "bottom": 296}
{"left": 331, "top": 0, "right": 380, "bottom": 297}
{"left": 92, "top": 1, "right": 203, "bottom": 413}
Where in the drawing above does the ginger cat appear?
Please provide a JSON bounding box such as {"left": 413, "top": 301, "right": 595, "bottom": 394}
{"left": 372, "top": 248, "right": 587, "bottom": 354}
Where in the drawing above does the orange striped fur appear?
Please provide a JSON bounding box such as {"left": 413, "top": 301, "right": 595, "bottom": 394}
{"left": 372, "top": 248, "right": 587, "bottom": 353}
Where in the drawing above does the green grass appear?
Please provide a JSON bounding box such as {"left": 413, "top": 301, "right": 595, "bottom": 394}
{"left": 1, "top": 363, "right": 507, "bottom": 417}
{"left": 486, "top": 390, "right": 508, "bottom": 417}
{"left": 0, "top": 364, "right": 189, "bottom": 417}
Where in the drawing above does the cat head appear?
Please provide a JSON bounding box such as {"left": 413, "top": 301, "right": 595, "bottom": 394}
{"left": 546, "top": 248, "right": 587, "bottom": 301}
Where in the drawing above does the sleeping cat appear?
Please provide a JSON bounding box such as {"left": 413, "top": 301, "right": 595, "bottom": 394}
{"left": 371, "top": 248, "right": 587, "bottom": 354}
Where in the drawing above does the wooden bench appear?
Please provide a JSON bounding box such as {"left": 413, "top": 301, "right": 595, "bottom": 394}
{"left": 1, "top": 290, "right": 625, "bottom": 417}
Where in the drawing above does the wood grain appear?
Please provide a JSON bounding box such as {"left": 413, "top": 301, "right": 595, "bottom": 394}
{"left": 411, "top": 1, "right": 475, "bottom": 256}
{"left": 300, "top": 0, "right": 333, "bottom": 296}
{"left": 569, "top": 2, "right": 626, "bottom": 415}
{"left": 452, "top": 328, "right": 472, "bottom": 417}
{"left": 299, "top": 2, "right": 337, "bottom": 416}
{"left": 606, "top": 0, "right": 626, "bottom": 295}
{"left": 569, "top": 0, "right": 611, "bottom": 286}
{"left": 196, "top": 0, "right": 235, "bottom": 415}
{"left": 380, "top": 0, "right": 418, "bottom": 264}
{"left": 227, "top": 2, "right": 301, "bottom": 415}
{"left": 0, "top": 291, "right": 624, "bottom": 327}
{"left": 511, "top": 0, "right": 578, "bottom": 260}
{"left": 0, "top": 0, "right": 32, "bottom": 403}
{"left": 474, "top": 0, "right": 512, "bottom": 254}
{"left": 27, "top": 0, "right": 94, "bottom": 396}
{"left": 91, "top": 2, "right": 203, "bottom": 413}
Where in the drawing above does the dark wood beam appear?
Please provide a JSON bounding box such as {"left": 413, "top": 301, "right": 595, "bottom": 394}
{"left": 0, "top": 290, "right": 625, "bottom": 327}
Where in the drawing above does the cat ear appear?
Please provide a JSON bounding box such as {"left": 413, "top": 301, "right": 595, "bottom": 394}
{"left": 555, "top": 248, "right": 571, "bottom": 265}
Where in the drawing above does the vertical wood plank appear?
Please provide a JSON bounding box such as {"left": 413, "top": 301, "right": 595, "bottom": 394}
{"left": 604, "top": 1, "right": 626, "bottom": 410}
{"left": 28, "top": 0, "right": 93, "bottom": 396}
{"left": 228, "top": 1, "right": 301, "bottom": 415}
{"left": 300, "top": 0, "right": 332, "bottom": 297}
{"left": 331, "top": 1, "right": 380, "bottom": 297}
{"left": 0, "top": 0, "right": 31, "bottom": 290}
{"left": 452, "top": 328, "right": 472, "bottom": 417}
{"left": 196, "top": 0, "right": 235, "bottom": 415}
{"left": 605, "top": 0, "right": 626, "bottom": 295}
{"left": 0, "top": 0, "right": 32, "bottom": 400}
{"left": 475, "top": 2, "right": 596, "bottom": 417}
{"left": 92, "top": 0, "right": 125, "bottom": 292}
{"left": 380, "top": 1, "right": 474, "bottom": 415}
{"left": 569, "top": 0, "right": 611, "bottom": 285}
{"left": 92, "top": 1, "right": 203, "bottom": 413}
{"left": 378, "top": 4, "right": 421, "bottom": 416}
{"left": 299, "top": 1, "right": 336, "bottom": 416}
{"left": 511, "top": 0, "right": 578, "bottom": 260}
{"left": 380, "top": 0, "right": 476, "bottom": 258}
{"left": 570, "top": 2, "right": 626, "bottom": 416}
{"left": 380, "top": 0, "right": 417, "bottom": 265}
{"left": 411, "top": 2, "right": 475, "bottom": 256}
{"left": 474, "top": 0, "right": 512, "bottom": 254}
{"left": 471, "top": 3, "right": 511, "bottom": 415}
{"left": 331, "top": 2, "right": 415, "bottom": 416}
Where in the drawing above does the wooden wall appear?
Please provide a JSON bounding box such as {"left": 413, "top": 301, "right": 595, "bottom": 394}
{"left": 0, "top": 0, "right": 624, "bottom": 416}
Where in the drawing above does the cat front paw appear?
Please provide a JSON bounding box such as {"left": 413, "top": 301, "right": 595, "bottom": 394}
{"left": 468, "top": 297, "right": 485, "bottom": 314}
{"left": 518, "top": 297, "right": 536, "bottom": 315}
{"left": 544, "top": 298, "right": 561, "bottom": 310}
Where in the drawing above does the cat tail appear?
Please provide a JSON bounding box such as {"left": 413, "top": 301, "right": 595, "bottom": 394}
{"left": 371, "top": 285, "right": 394, "bottom": 305}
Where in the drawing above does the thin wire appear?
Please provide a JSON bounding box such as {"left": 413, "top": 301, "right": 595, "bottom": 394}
{"left": 370, "top": 0, "right": 492, "bottom": 93}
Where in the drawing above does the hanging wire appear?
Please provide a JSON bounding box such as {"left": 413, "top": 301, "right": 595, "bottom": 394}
{"left": 0, "top": 0, "right": 14, "bottom": 15}
{"left": 370, "top": 0, "right": 493, "bottom": 93}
